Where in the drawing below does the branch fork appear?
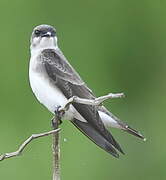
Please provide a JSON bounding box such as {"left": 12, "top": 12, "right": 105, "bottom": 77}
{"left": 59, "top": 92, "right": 125, "bottom": 113}
{"left": 0, "top": 129, "right": 60, "bottom": 161}
{"left": 0, "top": 92, "right": 125, "bottom": 180}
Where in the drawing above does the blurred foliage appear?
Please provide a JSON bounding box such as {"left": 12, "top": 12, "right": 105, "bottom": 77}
{"left": 0, "top": 0, "right": 165, "bottom": 179}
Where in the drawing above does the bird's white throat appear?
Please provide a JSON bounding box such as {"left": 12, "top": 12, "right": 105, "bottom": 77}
{"left": 30, "top": 36, "right": 58, "bottom": 55}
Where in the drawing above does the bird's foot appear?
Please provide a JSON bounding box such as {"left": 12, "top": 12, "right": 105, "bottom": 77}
{"left": 51, "top": 117, "right": 63, "bottom": 128}
{"left": 54, "top": 105, "right": 65, "bottom": 118}
{"left": 52, "top": 106, "right": 65, "bottom": 128}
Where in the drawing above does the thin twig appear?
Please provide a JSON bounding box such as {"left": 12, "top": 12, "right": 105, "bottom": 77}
{"left": 59, "top": 92, "right": 125, "bottom": 112}
{"left": 0, "top": 129, "right": 60, "bottom": 161}
{"left": 52, "top": 116, "right": 60, "bottom": 180}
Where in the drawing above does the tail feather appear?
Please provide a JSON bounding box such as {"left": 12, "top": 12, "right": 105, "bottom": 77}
{"left": 122, "top": 125, "right": 146, "bottom": 141}
{"left": 98, "top": 106, "right": 146, "bottom": 141}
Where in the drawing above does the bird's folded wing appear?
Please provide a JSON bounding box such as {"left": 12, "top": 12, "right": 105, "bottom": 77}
{"left": 72, "top": 118, "right": 119, "bottom": 157}
{"left": 41, "top": 48, "right": 124, "bottom": 155}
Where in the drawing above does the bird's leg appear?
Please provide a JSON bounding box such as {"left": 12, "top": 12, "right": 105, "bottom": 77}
{"left": 52, "top": 106, "right": 65, "bottom": 128}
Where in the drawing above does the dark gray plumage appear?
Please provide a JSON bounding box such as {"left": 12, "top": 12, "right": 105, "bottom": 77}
{"left": 41, "top": 48, "right": 124, "bottom": 157}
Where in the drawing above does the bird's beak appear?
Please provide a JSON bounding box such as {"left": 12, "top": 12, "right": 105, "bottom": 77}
{"left": 41, "top": 32, "right": 52, "bottom": 37}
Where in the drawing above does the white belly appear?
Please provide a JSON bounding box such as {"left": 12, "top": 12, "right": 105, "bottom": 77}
{"left": 29, "top": 70, "right": 67, "bottom": 112}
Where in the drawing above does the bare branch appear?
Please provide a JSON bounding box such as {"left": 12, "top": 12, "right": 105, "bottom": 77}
{"left": 0, "top": 128, "right": 60, "bottom": 161}
{"left": 0, "top": 92, "right": 124, "bottom": 179}
{"left": 50, "top": 92, "right": 124, "bottom": 179}
{"left": 52, "top": 116, "right": 60, "bottom": 180}
{"left": 59, "top": 92, "right": 125, "bottom": 112}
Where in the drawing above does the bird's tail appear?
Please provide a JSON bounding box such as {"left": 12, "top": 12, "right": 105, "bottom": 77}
{"left": 98, "top": 106, "right": 146, "bottom": 141}
{"left": 122, "top": 125, "right": 146, "bottom": 141}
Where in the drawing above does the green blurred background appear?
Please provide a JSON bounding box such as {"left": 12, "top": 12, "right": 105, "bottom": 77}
{"left": 0, "top": 0, "right": 165, "bottom": 179}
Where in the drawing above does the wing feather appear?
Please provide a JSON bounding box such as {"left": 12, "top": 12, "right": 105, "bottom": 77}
{"left": 41, "top": 48, "right": 124, "bottom": 154}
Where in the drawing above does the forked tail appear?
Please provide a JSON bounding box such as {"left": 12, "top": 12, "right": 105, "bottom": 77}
{"left": 122, "top": 125, "right": 146, "bottom": 141}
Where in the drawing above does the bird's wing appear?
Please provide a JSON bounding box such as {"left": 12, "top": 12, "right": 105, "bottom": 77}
{"left": 41, "top": 48, "right": 124, "bottom": 156}
{"left": 72, "top": 118, "right": 119, "bottom": 157}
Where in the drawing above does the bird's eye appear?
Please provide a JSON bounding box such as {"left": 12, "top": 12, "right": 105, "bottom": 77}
{"left": 34, "top": 30, "right": 41, "bottom": 36}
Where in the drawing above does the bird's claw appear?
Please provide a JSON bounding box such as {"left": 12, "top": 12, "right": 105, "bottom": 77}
{"left": 51, "top": 106, "right": 65, "bottom": 128}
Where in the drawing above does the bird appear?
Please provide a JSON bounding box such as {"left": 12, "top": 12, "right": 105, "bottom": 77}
{"left": 29, "top": 24, "right": 145, "bottom": 158}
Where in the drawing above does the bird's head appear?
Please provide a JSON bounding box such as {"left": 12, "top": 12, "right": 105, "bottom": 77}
{"left": 30, "top": 24, "right": 58, "bottom": 51}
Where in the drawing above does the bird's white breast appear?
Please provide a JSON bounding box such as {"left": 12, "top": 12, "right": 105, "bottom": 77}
{"left": 29, "top": 55, "right": 67, "bottom": 112}
{"left": 29, "top": 50, "right": 86, "bottom": 122}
